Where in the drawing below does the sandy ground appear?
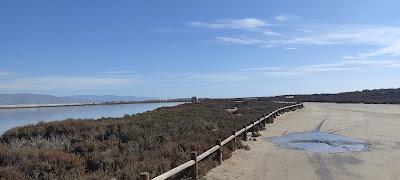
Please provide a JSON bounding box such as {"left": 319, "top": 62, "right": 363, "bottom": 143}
{"left": 204, "top": 102, "right": 400, "bottom": 180}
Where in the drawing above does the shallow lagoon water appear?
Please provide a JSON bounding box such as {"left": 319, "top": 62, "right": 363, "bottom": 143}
{"left": 0, "top": 102, "right": 183, "bottom": 134}
{"left": 267, "top": 131, "right": 369, "bottom": 153}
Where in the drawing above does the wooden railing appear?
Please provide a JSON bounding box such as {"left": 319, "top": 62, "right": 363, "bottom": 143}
{"left": 140, "top": 102, "right": 304, "bottom": 180}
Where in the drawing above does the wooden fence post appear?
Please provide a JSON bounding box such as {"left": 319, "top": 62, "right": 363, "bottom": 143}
{"left": 262, "top": 117, "right": 266, "bottom": 127}
{"left": 191, "top": 151, "right": 198, "bottom": 180}
{"left": 242, "top": 124, "right": 248, "bottom": 141}
{"left": 251, "top": 121, "right": 255, "bottom": 134}
{"left": 252, "top": 121, "right": 258, "bottom": 135}
{"left": 216, "top": 139, "right": 222, "bottom": 164}
{"left": 140, "top": 172, "right": 150, "bottom": 180}
{"left": 255, "top": 121, "right": 259, "bottom": 135}
{"left": 231, "top": 130, "right": 236, "bottom": 150}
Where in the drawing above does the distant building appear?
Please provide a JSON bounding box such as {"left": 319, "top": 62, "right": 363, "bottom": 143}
{"left": 192, "top": 96, "right": 199, "bottom": 103}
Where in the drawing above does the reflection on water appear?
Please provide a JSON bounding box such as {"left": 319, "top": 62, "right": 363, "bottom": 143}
{"left": 0, "top": 102, "right": 183, "bottom": 134}
{"left": 266, "top": 131, "right": 369, "bottom": 153}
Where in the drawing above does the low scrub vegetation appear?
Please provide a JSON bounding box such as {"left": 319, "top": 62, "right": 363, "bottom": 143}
{"left": 270, "top": 88, "right": 400, "bottom": 104}
{"left": 0, "top": 98, "right": 286, "bottom": 179}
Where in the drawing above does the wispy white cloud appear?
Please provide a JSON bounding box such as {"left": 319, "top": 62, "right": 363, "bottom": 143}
{"left": 274, "top": 16, "right": 289, "bottom": 22}
{"left": 271, "top": 26, "right": 400, "bottom": 47}
{"left": 159, "top": 59, "right": 400, "bottom": 83}
{"left": 343, "top": 59, "right": 400, "bottom": 67}
{"left": 240, "top": 67, "right": 282, "bottom": 71}
{"left": 161, "top": 72, "right": 252, "bottom": 82}
{"left": 0, "top": 76, "right": 139, "bottom": 91}
{"left": 241, "top": 59, "right": 400, "bottom": 76}
{"left": 273, "top": 14, "right": 299, "bottom": 22}
{"left": 189, "top": 16, "right": 400, "bottom": 60}
{"left": 189, "top": 18, "right": 268, "bottom": 31}
{"left": 101, "top": 71, "right": 133, "bottom": 75}
{"left": 273, "top": 26, "right": 400, "bottom": 60}
{"left": 257, "top": 63, "right": 358, "bottom": 76}
{"left": 283, "top": 47, "right": 298, "bottom": 50}
{"left": 297, "top": 63, "right": 359, "bottom": 73}
{"left": 189, "top": 18, "right": 282, "bottom": 37}
{"left": 216, "top": 36, "right": 266, "bottom": 45}
{"left": 0, "top": 71, "right": 12, "bottom": 78}
{"left": 151, "top": 27, "right": 188, "bottom": 33}
{"left": 350, "top": 43, "right": 400, "bottom": 59}
{"left": 0, "top": 70, "right": 11, "bottom": 78}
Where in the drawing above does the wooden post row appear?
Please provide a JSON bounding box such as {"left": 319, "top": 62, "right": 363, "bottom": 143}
{"left": 145, "top": 104, "right": 302, "bottom": 180}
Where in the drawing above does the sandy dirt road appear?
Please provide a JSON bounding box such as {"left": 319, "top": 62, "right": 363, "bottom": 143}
{"left": 204, "top": 102, "right": 400, "bottom": 180}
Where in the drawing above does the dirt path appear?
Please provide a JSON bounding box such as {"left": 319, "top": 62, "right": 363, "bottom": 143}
{"left": 204, "top": 102, "right": 400, "bottom": 180}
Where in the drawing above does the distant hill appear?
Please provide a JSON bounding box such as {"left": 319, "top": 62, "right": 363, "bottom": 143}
{"left": 64, "top": 95, "right": 156, "bottom": 103}
{"left": 0, "top": 94, "right": 156, "bottom": 105}
{"left": 0, "top": 94, "right": 84, "bottom": 105}
{"left": 270, "top": 88, "right": 400, "bottom": 104}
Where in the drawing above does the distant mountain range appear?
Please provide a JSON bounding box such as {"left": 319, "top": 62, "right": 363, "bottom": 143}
{"left": 64, "top": 95, "right": 155, "bottom": 103}
{"left": 0, "top": 94, "right": 157, "bottom": 105}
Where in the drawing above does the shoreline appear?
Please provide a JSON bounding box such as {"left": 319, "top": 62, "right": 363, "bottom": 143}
{"left": 0, "top": 101, "right": 185, "bottom": 135}
{"left": 0, "top": 100, "right": 189, "bottom": 109}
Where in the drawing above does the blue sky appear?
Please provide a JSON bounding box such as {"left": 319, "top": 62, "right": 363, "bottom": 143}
{"left": 1, "top": 0, "right": 400, "bottom": 98}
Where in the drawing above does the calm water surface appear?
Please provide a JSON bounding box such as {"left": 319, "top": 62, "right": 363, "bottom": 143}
{"left": 0, "top": 102, "right": 183, "bottom": 134}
